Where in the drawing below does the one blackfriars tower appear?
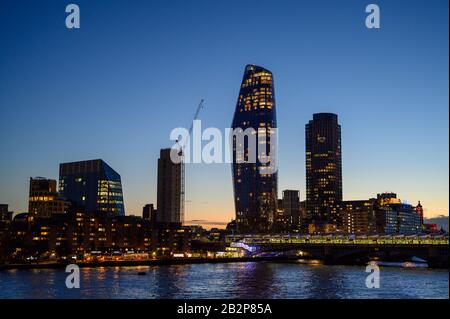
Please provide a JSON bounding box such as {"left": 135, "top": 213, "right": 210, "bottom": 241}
{"left": 305, "top": 113, "right": 342, "bottom": 225}
{"left": 231, "top": 64, "right": 278, "bottom": 234}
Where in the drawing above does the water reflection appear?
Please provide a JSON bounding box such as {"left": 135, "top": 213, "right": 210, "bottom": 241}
{"left": 151, "top": 265, "right": 189, "bottom": 298}
{"left": 0, "top": 262, "right": 447, "bottom": 299}
{"left": 233, "top": 262, "right": 278, "bottom": 298}
{"left": 302, "top": 265, "right": 344, "bottom": 298}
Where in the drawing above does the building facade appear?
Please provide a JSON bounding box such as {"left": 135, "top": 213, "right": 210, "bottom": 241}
{"left": 0, "top": 208, "right": 192, "bottom": 262}
{"left": 231, "top": 64, "right": 278, "bottom": 233}
{"left": 157, "top": 148, "right": 182, "bottom": 224}
{"left": 273, "top": 199, "right": 289, "bottom": 233}
{"left": 376, "top": 193, "right": 421, "bottom": 234}
{"left": 28, "top": 177, "right": 67, "bottom": 219}
{"left": 305, "top": 113, "right": 343, "bottom": 225}
{"left": 59, "top": 159, "right": 125, "bottom": 216}
{"left": 330, "top": 193, "right": 422, "bottom": 235}
{"left": 375, "top": 207, "right": 398, "bottom": 234}
{"left": 336, "top": 199, "right": 380, "bottom": 234}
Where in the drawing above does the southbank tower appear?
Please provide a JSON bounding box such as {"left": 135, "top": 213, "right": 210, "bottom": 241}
{"left": 231, "top": 64, "right": 278, "bottom": 233}
{"left": 305, "top": 113, "right": 343, "bottom": 225}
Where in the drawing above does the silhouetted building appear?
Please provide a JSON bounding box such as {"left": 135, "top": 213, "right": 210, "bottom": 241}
{"left": 231, "top": 64, "right": 278, "bottom": 233}
{"left": 4, "top": 213, "right": 30, "bottom": 260}
{"left": 0, "top": 204, "right": 13, "bottom": 221}
{"left": 225, "top": 219, "right": 237, "bottom": 234}
{"left": 59, "top": 159, "right": 125, "bottom": 216}
{"left": 142, "top": 204, "right": 157, "bottom": 223}
{"left": 157, "top": 149, "right": 182, "bottom": 224}
{"left": 305, "top": 113, "right": 342, "bottom": 225}
{"left": 299, "top": 200, "right": 306, "bottom": 222}
{"left": 28, "top": 177, "right": 67, "bottom": 219}
{"left": 273, "top": 199, "right": 289, "bottom": 232}
{"left": 0, "top": 204, "right": 13, "bottom": 262}
{"left": 282, "top": 190, "right": 300, "bottom": 230}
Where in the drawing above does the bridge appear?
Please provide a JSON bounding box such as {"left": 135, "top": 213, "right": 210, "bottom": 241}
{"left": 226, "top": 234, "right": 449, "bottom": 268}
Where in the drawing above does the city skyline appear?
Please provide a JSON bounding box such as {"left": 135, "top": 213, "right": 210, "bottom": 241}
{"left": 0, "top": 0, "right": 448, "bottom": 227}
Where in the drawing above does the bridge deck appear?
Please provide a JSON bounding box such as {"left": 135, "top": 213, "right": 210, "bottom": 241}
{"left": 226, "top": 235, "right": 449, "bottom": 246}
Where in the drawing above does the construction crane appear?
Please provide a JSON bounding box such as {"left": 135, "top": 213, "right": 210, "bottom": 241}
{"left": 176, "top": 99, "right": 205, "bottom": 224}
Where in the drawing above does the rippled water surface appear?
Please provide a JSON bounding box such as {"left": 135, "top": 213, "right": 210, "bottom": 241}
{"left": 0, "top": 262, "right": 448, "bottom": 299}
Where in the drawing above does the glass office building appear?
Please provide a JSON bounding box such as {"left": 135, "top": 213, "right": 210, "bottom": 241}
{"left": 59, "top": 159, "right": 125, "bottom": 216}
{"left": 231, "top": 64, "right": 278, "bottom": 233}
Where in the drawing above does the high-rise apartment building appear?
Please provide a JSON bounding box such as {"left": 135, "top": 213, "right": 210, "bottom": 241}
{"left": 157, "top": 148, "right": 182, "bottom": 224}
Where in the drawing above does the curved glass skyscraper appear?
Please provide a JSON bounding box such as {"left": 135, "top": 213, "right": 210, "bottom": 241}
{"left": 231, "top": 65, "right": 278, "bottom": 234}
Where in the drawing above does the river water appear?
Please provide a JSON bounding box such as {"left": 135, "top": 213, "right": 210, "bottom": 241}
{"left": 0, "top": 261, "right": 448, "bottom": 299}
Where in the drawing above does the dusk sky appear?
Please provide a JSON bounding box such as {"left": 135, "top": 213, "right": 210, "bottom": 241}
{"left": 0, "top": 0, "right": 448, "bottom": 228}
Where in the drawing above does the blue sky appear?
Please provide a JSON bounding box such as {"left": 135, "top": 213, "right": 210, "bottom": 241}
{"left": 0, "top": 0, "right": 448, "bottom": 226}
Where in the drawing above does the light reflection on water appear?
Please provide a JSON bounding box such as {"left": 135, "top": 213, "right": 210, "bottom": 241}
{"left": 0, "top": 262, "right": 448, "bottom": 299}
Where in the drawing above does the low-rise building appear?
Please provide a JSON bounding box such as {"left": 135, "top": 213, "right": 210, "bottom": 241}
{"left": 28, "top": 177, "right": 68, "bottom": 219}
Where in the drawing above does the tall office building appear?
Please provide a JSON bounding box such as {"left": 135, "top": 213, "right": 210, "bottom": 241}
{"left": 28, "top": 177, "right": 67, "bottom": 218}
{"left": 282, "top": 190, "right": 300, "bottom": 228}
{"left": 231, "top": 64, "right": 278, "bottom": 233}
{"left": 59, "top": 159, "right": 125, "bottom": 216}
{"left": 157, "top": 148, "right": 182, "bottom": 224}
{"left": 305, "top": 113, "right": 342, "bottom": 224}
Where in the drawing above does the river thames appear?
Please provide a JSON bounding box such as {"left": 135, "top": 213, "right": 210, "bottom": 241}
{"left": 0, "top": 262, "right": 448, "bottom": 299}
